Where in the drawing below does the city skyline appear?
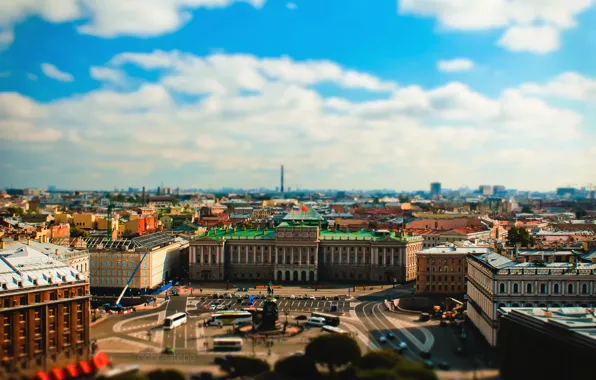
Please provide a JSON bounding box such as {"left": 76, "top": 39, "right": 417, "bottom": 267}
{"left": 1, "top": 1, "right": 596, "bottom": 191}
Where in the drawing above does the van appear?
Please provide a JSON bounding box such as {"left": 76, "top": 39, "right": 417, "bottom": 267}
{"left": 307, "top": 316, "right": 325, "bottom": 327}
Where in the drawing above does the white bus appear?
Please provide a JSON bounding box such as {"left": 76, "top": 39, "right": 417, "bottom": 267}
{"left": 208, "top": 311, "right": 252, "bottom": 326}
{"left": 213, "top": 337, "right": 243, "bottom": 351}
{"left": 322, "top": 325, "right": 350, "bottom": 335}
{"left": 163, "top": 312, "right": 188, "bottom": 330}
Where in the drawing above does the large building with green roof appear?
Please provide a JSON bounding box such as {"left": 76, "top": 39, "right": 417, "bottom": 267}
{"left": 189, "top": 214, "right": 423, "bottom": 283}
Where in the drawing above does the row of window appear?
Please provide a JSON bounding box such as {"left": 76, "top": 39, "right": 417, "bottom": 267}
{"left": 1, "top": 288, "right": 85, "bottom": 308}
{"left": 91, "top": 260, "right": 147, "bottom": 268}
{"left": 498, "top": 282, "right": 590, "bottom": 295}
{"left": 91, "top": 270, "right": 148, "bottom": 277}
{"left": 90, "top": 278, "right": 148, "bottom": 286}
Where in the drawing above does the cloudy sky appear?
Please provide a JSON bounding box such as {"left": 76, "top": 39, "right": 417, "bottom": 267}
{"left": 1, "top": 0, "right": 595, "bottom": 191}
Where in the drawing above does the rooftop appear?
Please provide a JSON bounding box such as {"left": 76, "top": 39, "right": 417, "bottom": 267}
{"left": 473, "top": 252, "right": 596, "bottom": 273}
{"left": 283, "top": 207, "right": 325, "bottom": 222}
{"left": 418, "top": 245, "right": 492, "bottom": 255}
{"left": 0, "top": 245, "right": 86, "bottom": 292}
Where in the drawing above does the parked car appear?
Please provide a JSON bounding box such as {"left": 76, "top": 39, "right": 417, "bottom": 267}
{"left": 216, "top": 304, "right": 226, "bottom": 310}
{"left": 209, "top": 304, "right": 217, "bottom": 310}
{"left": 289, "top": 295, "right": 296, "bottom": 300}
{"left": 321, "top": 296, "right": 328, "bottom": 300}
{"left": 333, "top": 296, "right": 340, "bottom": 301}
{"left": 308, "top": 295, "right": 316, "bottom": 300}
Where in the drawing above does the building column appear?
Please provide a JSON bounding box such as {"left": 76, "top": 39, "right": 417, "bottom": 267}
{"left": 245, "top": 246, "right": 249, "bottom": 264}
{"left": 268, "top": 246, "right": 272, "bottom": 264}
{"left": 291, "top": 248, "right": 294, "bottom": 264}
{"left": 391, "top": 248, "right": 395, "bottom": 266}
{"left": 220, "top": 245, "right": 224, "bottom": 264}
{"left": 314, "top": 246, "right": 318, "bottom": 265}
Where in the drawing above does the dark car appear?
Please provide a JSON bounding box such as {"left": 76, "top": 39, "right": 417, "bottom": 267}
{"left": 321, "top": 296, "right": 328, "bottom": 300}
{"left": 423, "top": 360, "right": 434, "bottom": 369}
{"left": 387, "top": 332, "right": 396, "bottom": 340}
{"left": 437, "top": 362, "right": 450, "bottom": 370}
{"left": 333, "top": 296, "right": 340, "bottom": 301}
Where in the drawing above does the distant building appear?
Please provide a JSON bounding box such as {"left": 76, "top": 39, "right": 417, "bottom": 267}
{"left": 493, "top": 185, "right": 506, "bottom": 195}
{"left": 430, "top": 182, "right": 441, "bottom": 198}
{"left": 478, "top": 185, "right": 493, "bottom": 196}
{"left": 556, "top": 187, "right": 576, "bottom": 197}
{"left": 498, "top": 307, "right": 596, "bottom": 380}
{"left": 0, "top": 243, "right": 90, "bottom": 379}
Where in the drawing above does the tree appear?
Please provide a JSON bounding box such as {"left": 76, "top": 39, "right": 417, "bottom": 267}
{"left": 521, "top": 205, "right": 533, "bottom": 213}
{"left": 348, "top": 350, "right": 438, "bottom": 380}
{"left": 215, "top": 355, "right": 270, "bottom": 378}
{"left": 70, "top": 227, "right": 89, "bottom": 238}
{"left": 305, "top": 334, "right": 361, "bottom": 377}
{"left": 147, "top": 369, "right": 185, "bottom": 380}
{"left": 575, "top": 208, "right": 587, "bottom": 219}
{"left": 274, "top": 354, "right": 318, "bottom": 379}
{"left": 507, "top": 226, "right": 535, "bottom": 247}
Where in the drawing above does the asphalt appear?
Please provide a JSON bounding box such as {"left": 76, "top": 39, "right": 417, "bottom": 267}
{"left": 186, "top": 296, "right": 353, "bottom": 315}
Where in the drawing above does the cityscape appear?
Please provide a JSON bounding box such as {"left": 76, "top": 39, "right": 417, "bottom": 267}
{"left": 2, "top": 1, "right": 596, "bottom": 380}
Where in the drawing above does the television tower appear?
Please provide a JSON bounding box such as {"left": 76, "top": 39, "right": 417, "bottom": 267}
{"left": 280, "top": 165, "right": 284, "bottom": 199}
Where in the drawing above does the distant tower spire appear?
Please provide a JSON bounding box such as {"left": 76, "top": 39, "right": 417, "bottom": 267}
{"left": 281, "top": 165, "right": 285, "bottom": 199}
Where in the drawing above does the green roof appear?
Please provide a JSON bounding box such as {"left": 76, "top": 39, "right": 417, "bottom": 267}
{"left": 197, "top": 228, "right": 277, "bottom": 240}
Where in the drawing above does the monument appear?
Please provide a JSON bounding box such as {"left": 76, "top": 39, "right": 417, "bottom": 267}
{"left": 258, "top": 281, "right": 281, "bottom": 331}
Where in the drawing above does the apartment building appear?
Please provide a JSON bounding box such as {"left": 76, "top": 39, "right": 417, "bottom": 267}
{"left": 0, "top": 245, "right": 90, "bottom": 379}
{"left": 416, "top": 245, "right": 491, "bottom": 295}
{"left": 466, "top": 252, "right": 596, "bottom": 345}
{"left": 189, "top": 208, "right": 423, "bottom": 283}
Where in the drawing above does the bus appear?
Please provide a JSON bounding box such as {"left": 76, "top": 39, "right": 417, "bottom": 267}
{"left": 322, "top": 325, "right": 350, "bottom": 335}
{"left": 213, "top": 337, "right": 243, "bottom": 351}
{"left": 208, "top": 311, "right": 253, "bottom": 326}
{"left": 311, "top": 312, "right": 340, "bottom": 327}
{"left": 163, "top": 312, "right": 188, "bottom": 330}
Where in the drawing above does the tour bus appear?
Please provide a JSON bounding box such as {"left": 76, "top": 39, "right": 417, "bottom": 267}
{"left": 311, "top": 312, "right": 340, "bottom": 327}
{"left": 322, "top": 325, "right": 350, "bottom": 335}
{"left": 163, "top": 312, "right": 188, "bottom": 330}
{"left": 208, "top": 311, "right": 253, "bottom": 326}
{"left": 213, "top": 337, "right": 243, "bottom": 351}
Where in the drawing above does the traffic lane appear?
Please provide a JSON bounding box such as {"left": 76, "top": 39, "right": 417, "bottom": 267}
{"left": 361, "top": 302, "right": 421, "bottom": 363}
{"left": 379, "top": 308, "right": 427, "bottom": 344}
{"left": 418, "top": 322, "right": 472, "bottom": 370}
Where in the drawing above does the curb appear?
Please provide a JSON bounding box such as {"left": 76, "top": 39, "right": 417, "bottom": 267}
{"left": 384, "top": 299, "right": 421, "bottom": 315}
{"left": 91, "top": 316, "right": 108, "bottom": 327}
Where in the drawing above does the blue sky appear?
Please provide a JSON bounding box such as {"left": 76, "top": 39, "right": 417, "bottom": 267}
{"left": 1, "top": 0, "right": 595, "bottom": 191}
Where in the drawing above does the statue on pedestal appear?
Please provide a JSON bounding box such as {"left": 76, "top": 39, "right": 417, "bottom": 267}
{"left": 259, "top": 281, "right": 280, "bottom": 331}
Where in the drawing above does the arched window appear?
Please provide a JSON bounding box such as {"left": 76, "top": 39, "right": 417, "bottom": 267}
{"left": 582, "top": 284, "right": 588, "bottom": 294}
{"left": 526, "top": 283, "right": 532, "bottom": 293}
{"left": 513, "top": 283, "right": 519, "bottom": 293}
{"left": 567, "top": 284, "right": 574, "bottom": 294}
{"left": 554, "top": 283, "right": 560, "bottom": 294}
{"left": 499, "top": 283, "right": 506, "bottom": 293}
{"left": 540, "top": 284, "right": 546, "bottom": 294}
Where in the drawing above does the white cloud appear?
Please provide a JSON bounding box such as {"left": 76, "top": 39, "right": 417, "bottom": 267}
{"left": 41, "top": 63, "right": 74, "bottom": 82}
{"left": 2, "top": 51, "right": 592, "bottom": 190}
{"left": 111, "top": 51, "right": 397, "bottom": 93}
{"left": 0, "top": 71, "right": 11, "bottom": 77}
{"left": 398, "top": 0, "right": 595, "bottom": 53}
{"left": 27, "top": 73, "right": 38, "bottom": 81}
{"left": 90, "top": 66, "right": 128, "bottom": 85}
{"left": 287, "top": 2, "right": 297, "bottom": 10}
{"left": 497, "top": 25, "right": 560, "bottom": 54}
{"left": 0, "top": 0, "right": 267, "bottom": 48}
{"left": 437, "top": 58, "right": 475, "bottom": 72}
{"left": 519, "top": 72, "right": 596, "bottom": 101}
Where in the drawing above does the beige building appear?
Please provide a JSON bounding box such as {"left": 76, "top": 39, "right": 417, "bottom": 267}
{"left": 467, "top": 252, "right": 596, "bottom": 345}
{"left": 72, "top": 213, "right": 95, "bottom": 229}
{"left": 85, "top": 233, "right": 188, "bottom": 291}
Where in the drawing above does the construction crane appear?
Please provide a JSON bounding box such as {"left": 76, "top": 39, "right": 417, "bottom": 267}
{"left": 112, "top": 249, "right": 151, "bottom": 309}
{"left": 106, "top": 202, "right": 114, "bottom": 242}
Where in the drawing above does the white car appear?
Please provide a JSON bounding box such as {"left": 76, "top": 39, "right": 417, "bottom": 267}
{"left": 379, "top": 336, "right": 387, "bottom": 344}
{"left": 209, "top": 304, "right": 217, "bottom": 310}
{"left": 308, "top": 295, "right": 316, "bottom": 300}
{"left": 216, "top": 304, "right": 226, "bottom": 310}
{"left": 289, "top": 295, "right": 296, "bottom": 300}
{"left": 398, "top": 341, "right": 408, "bottom": 350}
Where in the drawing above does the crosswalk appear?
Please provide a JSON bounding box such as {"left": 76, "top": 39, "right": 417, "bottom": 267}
{"left": 186, "top": 297, "right": 351, "bottom": 313}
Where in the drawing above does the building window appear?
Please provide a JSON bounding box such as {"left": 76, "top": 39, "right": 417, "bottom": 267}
{"left": 513, "top": 283, "right": 519, "bottom": 293}
{"left": 35, "top": 293, "right": 41, "bottom": 303}
{"left": 567, "top": 284, "right": 574, "bottom": 294}
{"left": 582, "top": 284, "right": 588, "bottom": 294}
{"left": 553, "top": 283, "right": 560, "bottom": 294}
{"left": 540, "top": 284, "right": 546, "bottom": 294}
{"left": 19, "top": 295, "right": 27, "bottom": 306}
{"left": 499, "top": 283, "right": 506, "bottom": 293}
{"left": 526, "top": 283, "right": 532, "bottom": 293}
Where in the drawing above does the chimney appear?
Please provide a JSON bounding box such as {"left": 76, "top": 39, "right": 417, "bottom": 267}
{"left": 1, "top": 241, "right": 4, "bottom": 249}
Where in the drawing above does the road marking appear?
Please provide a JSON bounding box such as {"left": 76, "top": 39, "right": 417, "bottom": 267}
{"left": 384, "top": 313, "right": 434, "bottom": 352}
{"left": 113, "top": 312, "right": 161, "bottom": 333}
{"left": 343, "top": 321, "right": 378, "bottom": 351}
{"left": 371, "top": 303, "right": 431, "bottom": 354}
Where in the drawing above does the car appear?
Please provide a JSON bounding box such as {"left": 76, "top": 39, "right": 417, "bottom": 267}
{"left": 321, "top": 296, "right": 328, "bottom": 300}
{"left": 398, "top": 341, "right": 408, "bottom": 350}
{"left": 378, "top": 336, "right": 387, "bottom": 344}
{"left": 216, "top": 305, "right": 226, "bottom": 310}
{"left": 437, "top": 362, "right": 450, "bottom": 370}
{"left": 387, "top": 332, "right": 396, "bottom": 340}
{"left": 209, "top": 304, "right": 217, "bottom": 310}
{"left": 308, "top": 295, "right": 316, "bottom": 300}
{"left": 333, "top": 296, "right": 340, "bottom": 301}
{"left": 214, "top": 292, "right": 221, "bottom": 298}
{"left": 163, "top": 347, "right": 175, "bottom": 354}
{"left": 420, "top": 351, "right": 431, "bottom": 359}
{"left": 423, "top": 360, "right": 434, "bottom": 369}
{"left": 289, "top": 295, "right": 296, "bottom": 300}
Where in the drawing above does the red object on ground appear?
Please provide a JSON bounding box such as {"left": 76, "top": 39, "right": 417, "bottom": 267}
{"left": 65, "top": 364, "right": 79, "bottom": 378}
{"left": 92, "top": 352, "right": 111, "bottom": 369}
{"left": 34, "top": 372, "right": 50, "bottom": 380}
{"left": 79, "top": 361, "right": 93, "bottom": 374}
{"left": 51, "top": 368, "right": 66, "bottom": 380}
